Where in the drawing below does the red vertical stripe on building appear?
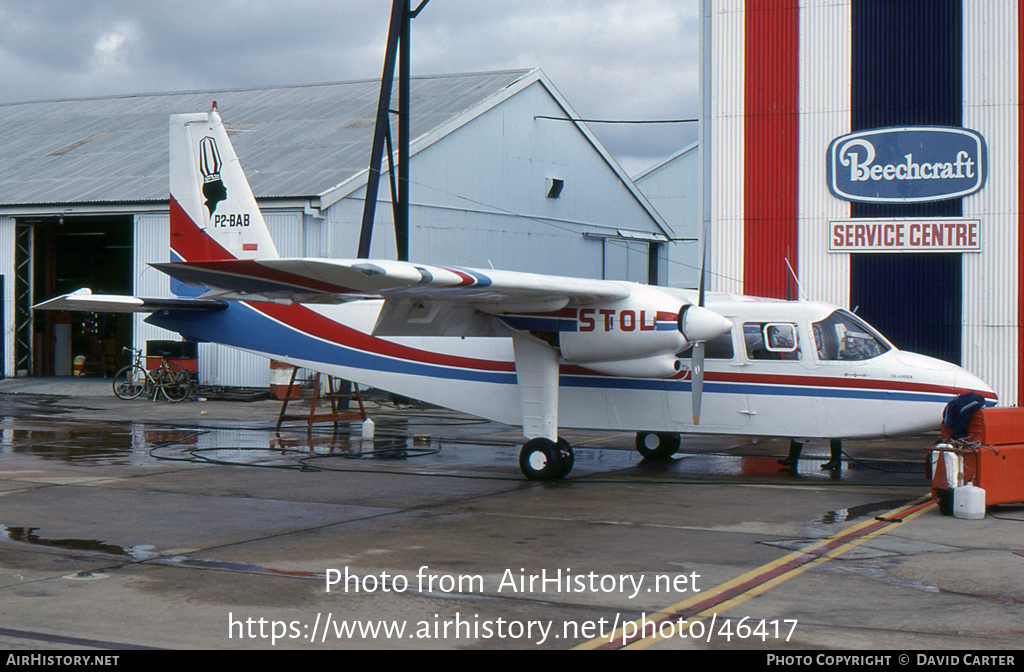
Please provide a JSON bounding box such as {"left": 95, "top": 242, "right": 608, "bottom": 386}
{"left": 744, "top": 0, "right": 800, "bottom": 298}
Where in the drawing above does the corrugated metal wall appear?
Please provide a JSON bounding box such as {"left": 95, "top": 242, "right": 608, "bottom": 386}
{"left": 710, "top": 0, "right": 746, "bottom": 295}
{"left": 0, "top": 217, "right": 14, "bottom": 377}
{"left": 962, "top": 0, "right": 1019, "bottom": 403}
{"left": 799, "top": 0, "right": 851, "bottom": 308}
{"left": 133, "top": 213, "right": 172, "bottom": 365}
{"left": 710, "top": 0, "right": 1021, "bottom": 403}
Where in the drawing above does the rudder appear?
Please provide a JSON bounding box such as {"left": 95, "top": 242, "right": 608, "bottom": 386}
{"left": 169, "top": 104, "right": 279, "bottom": 266}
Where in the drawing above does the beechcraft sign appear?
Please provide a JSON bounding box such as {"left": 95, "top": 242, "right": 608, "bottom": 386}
{"left": 826, "top": 127, "right": 987, "bottom": 203}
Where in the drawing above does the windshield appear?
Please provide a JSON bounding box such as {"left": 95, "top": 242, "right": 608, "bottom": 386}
{"left": 812, "top": 310, "right": 890, "bottom": 361}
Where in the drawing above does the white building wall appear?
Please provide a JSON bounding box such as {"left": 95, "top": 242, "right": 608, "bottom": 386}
{"left": 709, "top": 0, "right": 745, "bottom": 294}
{"left": 962, "top": 0, "right": 1019, "bottom": 405}
{"left": 634, "top": 143, "right": 701, "bottom": 288}
{"left": 326, "top": 79, "right": 664, "bottom": 281}
{"left": 133, "top": 213, "right": 176, "bottom": 356}
{"left": 798, "top": 0, "right": 851, "bottom": 307}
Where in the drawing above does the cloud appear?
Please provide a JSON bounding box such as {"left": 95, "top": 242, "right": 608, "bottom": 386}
{"left": 0, "top": 0, "right": 699, "bottom": 170}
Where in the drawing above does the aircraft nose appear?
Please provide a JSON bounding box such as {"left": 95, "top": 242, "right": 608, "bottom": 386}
{"left": 955, "top": 367, "right": 998, "bottom": 405}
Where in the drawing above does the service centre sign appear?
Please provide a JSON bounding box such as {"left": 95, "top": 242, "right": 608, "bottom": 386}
{"left": 829, "top": 218, "right": 981, "bottom": 253}
{"left": 826, "top": 127, "right": 987, "bottom": 203}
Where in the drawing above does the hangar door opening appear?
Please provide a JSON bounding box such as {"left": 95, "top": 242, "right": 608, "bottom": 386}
{"left": 23, "top": 215, "right": 134, "bottom": 377}
{"left": 849, "top": 253, "right": 961, "bottom": 365}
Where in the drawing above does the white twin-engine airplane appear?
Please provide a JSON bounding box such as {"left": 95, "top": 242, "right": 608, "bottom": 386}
{"left": 37, "top": 107, "right": 997, "bottom": 480}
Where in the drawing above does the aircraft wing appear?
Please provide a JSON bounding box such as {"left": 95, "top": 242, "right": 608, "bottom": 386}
{"left": 150, "top": 258, "right": 633, "bottom": 313}
{"left": 33, "top": 288, "right": 228, "bottom": 313}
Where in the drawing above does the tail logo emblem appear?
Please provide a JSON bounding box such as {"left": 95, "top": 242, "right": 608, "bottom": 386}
{"left": 198, "top": 136, "right": 227, "bottom": 216}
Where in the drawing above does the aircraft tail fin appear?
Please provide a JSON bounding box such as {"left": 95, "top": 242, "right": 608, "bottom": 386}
{"left": 169, "top": 104, "right": 279, "bottom": 266}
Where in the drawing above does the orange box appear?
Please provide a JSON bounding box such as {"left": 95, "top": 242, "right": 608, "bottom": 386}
{"left": 942, "top": 407, "right": 1024, "bottom": 445}
{"left": 931, "top": 444, "right": 1024, "bottom": 506}
{"left": 975, "top": 443, "right": 1024, "bottom": 505}
{"left": 145, "top": 356, "right": 198, "bottom": 375}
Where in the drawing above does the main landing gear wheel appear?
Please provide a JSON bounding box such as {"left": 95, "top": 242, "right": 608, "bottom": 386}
{"left": 635, "top": 431, "right": 681, "bottom": 460}
{"left": 519, "top": 437, "right": 574, "bottom": 480}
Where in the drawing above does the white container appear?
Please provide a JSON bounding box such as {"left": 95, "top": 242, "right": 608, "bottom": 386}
{"left": 953, "top": 484, "right": 986, "bottom": 520}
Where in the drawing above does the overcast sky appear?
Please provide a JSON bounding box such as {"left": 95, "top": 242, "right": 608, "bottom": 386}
{"left": 0, "top": 0, "right": 700, "bottom": 176}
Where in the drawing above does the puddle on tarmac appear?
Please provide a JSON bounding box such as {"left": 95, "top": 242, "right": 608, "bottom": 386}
{"left": 0, "top": 524, "right": 159, "bottom": 560}
{"left": 821, "top": 498, "right": 916, "bottom": 524}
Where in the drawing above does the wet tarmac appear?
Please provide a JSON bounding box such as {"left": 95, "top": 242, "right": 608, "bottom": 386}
{"left": 0, "top": 380, "right": 1021, "bottom": 651}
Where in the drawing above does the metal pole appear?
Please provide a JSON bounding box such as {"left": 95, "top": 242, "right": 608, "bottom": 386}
{"left": 396, "top": 0, "right": 411, "bottom": 261}
{"left": 357, "top": 0, "right": 404, "bottom": 259}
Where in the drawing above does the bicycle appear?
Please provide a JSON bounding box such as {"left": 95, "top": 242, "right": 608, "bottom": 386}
{"left": 112, "top": 347, "right": 194, "bottom": 402}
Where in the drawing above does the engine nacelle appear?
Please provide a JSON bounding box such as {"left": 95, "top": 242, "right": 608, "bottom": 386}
{"left": 559, "top": 287, "right": 687, "bottom": 364}
{"left": 581, "top": 354, "right": 682, "bottom": 379}
{"left": 680, "top": 304, "right": 734, "bottom": 343}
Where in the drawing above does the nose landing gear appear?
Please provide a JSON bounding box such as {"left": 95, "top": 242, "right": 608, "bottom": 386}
{"left": 635, "top": 431, "right": 681, "bottom": 460}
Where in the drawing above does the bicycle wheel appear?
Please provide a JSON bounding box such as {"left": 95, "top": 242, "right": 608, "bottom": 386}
{"left": 160, "top": 364, "right": 193, "bottom": 402}
{"left": 112, "top": 365, "right": 146, "bottom": 400}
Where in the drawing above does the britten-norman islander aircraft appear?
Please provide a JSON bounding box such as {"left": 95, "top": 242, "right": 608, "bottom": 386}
{"left": 36, "top": 107, "right": 997, "bottom": 480}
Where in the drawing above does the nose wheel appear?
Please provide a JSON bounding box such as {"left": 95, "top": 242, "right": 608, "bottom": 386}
{"left": 635, "top": 431, "right": 681, "bottom": 459}
{"left": 519, "top": 437, "right": 574, "bottom": 480}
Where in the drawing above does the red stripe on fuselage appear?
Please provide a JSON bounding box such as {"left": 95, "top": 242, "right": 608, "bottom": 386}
{"left": 241, "top": 301, "right": 991, "bottom": 400}
{"left": 251, "top": 301, "right": 516, "bottom": 373}
{"left": 708, "top": 370, "right": 996, "bottom": 400}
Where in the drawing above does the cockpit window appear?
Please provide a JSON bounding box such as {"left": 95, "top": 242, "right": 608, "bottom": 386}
{"left": 744, "top": 322, "right": 801, "bottom": 360}
{"left": 813, "top": 310, "right": 890, "bottom": 361}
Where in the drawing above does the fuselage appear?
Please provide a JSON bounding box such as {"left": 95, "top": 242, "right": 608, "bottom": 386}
{"left": 148, "top": 290, "right": 996, "bottom": 440}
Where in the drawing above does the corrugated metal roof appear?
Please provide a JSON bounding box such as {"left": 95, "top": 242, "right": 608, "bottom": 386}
{"left": 0, "top": 70, "right": 532, "bottom": 206}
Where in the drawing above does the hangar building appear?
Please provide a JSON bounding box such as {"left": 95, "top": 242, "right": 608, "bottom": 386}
{"left": 0, "top": 69, "right": 673, "bottom": 387}
{"left": 634, "top": 141, "right": 700, "bottom": 289}
{"left": 703, "top": 0, "right": 1023, "bottom": 405}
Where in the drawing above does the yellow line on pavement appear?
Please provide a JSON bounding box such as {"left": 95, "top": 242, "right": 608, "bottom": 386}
{"left": 574, "top": 496, "right": 935, "bottom": 650}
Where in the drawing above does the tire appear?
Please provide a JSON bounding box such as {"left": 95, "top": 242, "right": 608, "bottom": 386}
{"left": 555, "top": 438, "right": 574, "bottom": 479}
{"left": 519, "top": 438, "right": 563, "bottom": 481}
{"left": 635, "top": 431, "right": 681, "bottom": 460}
{"left": 112, "top": 365, "right": 146, "bottom": 400}
{"left": 160, "top": 364, "right": 193, "bottom": 402}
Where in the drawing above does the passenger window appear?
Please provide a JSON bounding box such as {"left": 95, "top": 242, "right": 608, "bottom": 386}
{"left": 677, "top": 330, "right": 735, "bottom": 360}
{"left": 813, "top": 310, "right": 890, "bottom": 361}
{"left": 744, "top": 322, "right": 801, "bottom": 361}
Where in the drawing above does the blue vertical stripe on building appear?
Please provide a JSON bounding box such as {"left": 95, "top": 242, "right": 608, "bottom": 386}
{"left": 848, "top": 0, "right": 964, "bottom": 365}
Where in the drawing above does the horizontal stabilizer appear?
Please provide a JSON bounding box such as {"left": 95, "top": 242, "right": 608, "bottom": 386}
{"left": 33, "top": 288, "right": 228, "bottom": 313}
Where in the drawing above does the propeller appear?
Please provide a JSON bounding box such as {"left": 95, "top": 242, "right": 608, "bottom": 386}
{"left": 691, "top": 228, "right": 708, "bottom": 424}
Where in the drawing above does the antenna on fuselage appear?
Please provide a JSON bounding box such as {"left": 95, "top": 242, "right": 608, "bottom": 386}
{"left": 784, "top": 257, "right": 807, "bottom": 301}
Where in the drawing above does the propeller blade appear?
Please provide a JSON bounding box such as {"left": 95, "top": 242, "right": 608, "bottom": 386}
{"left": 691, "top": 221, "right": 709, "bottom": 425}
{"left": 698, "top": 228, "right": 707, "bottom": 308}
{"left": 691, "top": 341, "right": 705, "bottom": 425}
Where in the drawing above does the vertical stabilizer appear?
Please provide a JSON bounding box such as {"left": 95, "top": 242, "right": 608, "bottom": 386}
{"left": 169, "top": 105, "right": 279, "bottom": 264}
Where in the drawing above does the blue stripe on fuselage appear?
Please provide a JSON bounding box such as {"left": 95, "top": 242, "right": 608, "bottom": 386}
{"left": 146, "top": 302, "right": 960, "bottom": 405}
